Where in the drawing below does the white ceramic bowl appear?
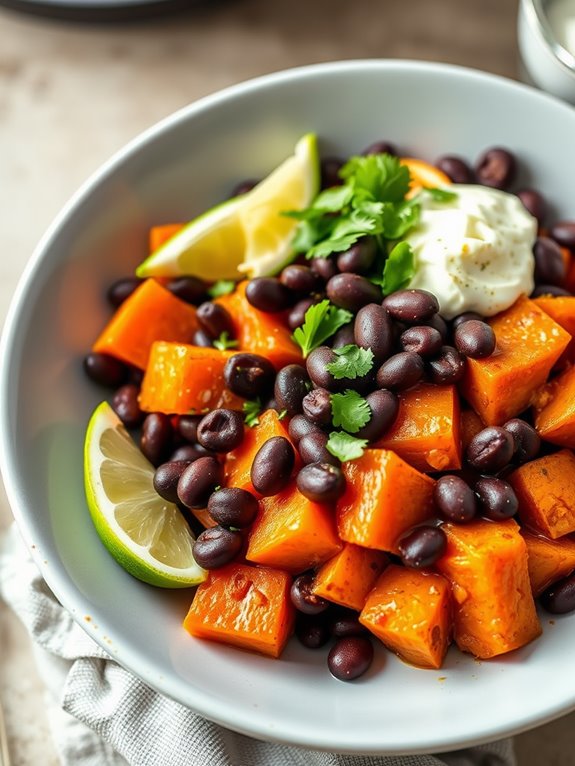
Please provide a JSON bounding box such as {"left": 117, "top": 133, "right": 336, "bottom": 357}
{"left": 2, "top": 61, "right": 575, "bottom": 756}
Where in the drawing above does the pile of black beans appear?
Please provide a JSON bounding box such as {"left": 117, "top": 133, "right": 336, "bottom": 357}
{"left": 82, "top": 139, "right": 575, "bottom": 681}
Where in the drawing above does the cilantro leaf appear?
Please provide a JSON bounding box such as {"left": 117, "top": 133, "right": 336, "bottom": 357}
{"left": 380, "top": 199, "right": 421, "bottom": 240}
{"left": 326, "top": 344, "right": 374, "bottom": 380}
{"left": 292, "top": 300, "right": 353, "bottom": 357}
{"left": 307, "top": 232, "right": 362, "bottom": 259}
{"left": 243, "top": 399, "right": 262, "bottom": 427}
{"left": 213, "top": 331, "right": 239, "bottom": 351}
{"left": 326, "top": 431, "right": 368, "bottom": 462}
{"left": 208, "top": 280, "right": 235, "bottom": 298}
{"left": 339, "top": 154, "right": 411, "bottom": 203}
{"left": 330, "top": 390, "right": 371, "bottom": 433}
{"left": 425, "top": 187, "right": 458, "bottom": 203}
{"left": 378, "top": 242, "right": 416, "bottom": 296}
{"left": 292, "top": 217, "right": 335, "bottom": 253}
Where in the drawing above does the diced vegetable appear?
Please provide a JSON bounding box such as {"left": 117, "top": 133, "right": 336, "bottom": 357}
{"left": 93, "top": 279, "right": 199, "bottom": 370}
{"left": 533, "top": 296, "right": 575, "bottom": 366}
{"left": 336, "top": 449, "right": 435, "bottom": 553}
{"left": 436, "top": 519, "right": 541, "bottom": 659}
{"left": 461, "top": 296, "right": 570, "bottom": 425}
{"left": 460, "top": 408, "right": 485, "bottom": 452}
{"left": 312, "top": 543, "right": 388, "bottom": 611}
{"left": 534, "top": 364, "right": 575, "bottom": 447}
{"left": 246, "top": 484, "right": 341, "bottom": 573}
{"left": 149, "top": 224, "right": 184, "bottom": 253}
{"left": 400, "top": 157, "right": 452, "bottom": 198}
{"left": 139, "top": 342, "right": 244, "bottom": 414}
{"left": 509, "top": 450, "right": 575, "bottom": 539}
{"left": 360, "top": 565, "right": 452, "bottom": 669}
{"left": 183, "top": 563, "right": 295, "bottom": 658}
{"left": 522, "top": 530, "right": 575, "bottom": 597}
{"left": 373, "top": 384, "right": 461, "bottom": 472}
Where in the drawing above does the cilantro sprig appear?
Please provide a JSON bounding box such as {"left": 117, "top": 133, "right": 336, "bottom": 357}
{"left": 292, "top": 300, "right": 352, "bottom": 358}
{"left": 243, "top": 399, "right": 262, "bottom": 427}
{"left": 374, "top": 241, "right": 416, "bottom": 296}
{"left": 208, "top": 279, "right": 236, "bottom": 298}
{"left": 213, "top": 331, "right": 239, "bottom": 351}
{"left": 326, "top": 344, "right": 374, "bottom": 380}
{"left": 326, "top": 431, "right": 368, "bottom": 462}
{"left": 330, "top": 390, "right": 371, "bottom": 434}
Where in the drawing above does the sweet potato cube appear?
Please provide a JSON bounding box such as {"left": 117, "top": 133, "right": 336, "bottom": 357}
{"left": 436, "top": 519, "right": 541, "bottom": 659}
{"left": 225, "top": 409, "right": 292, "bottom": 492}
{"left": 360, "top": 565, "right": 452, "bottom": 669}
{"left": 337, "top": 449, "right": 435, "bottom": 553}
{"left": 312, "top": 544, "right": 388, "bottom": 611}
{"left": 533, "top": 296, "right": 575, "bottom": 365}
{"left": 534, "top": 365, "right": 575, "bottom": 448}
{"left": 522, "top": 530, "right": 575, "bottom": 597}
{"left": 374, "top": 384, "right": 461, "bottom": 472}
{"left": 183, "top": 563, "right": 294, "bottom": 658}
{"left": 149, "top": 223, "right": 184, "bottom": 253}
{"left": 216, "top": 281, "right": 303, "bottom": 370}
{"left": 461, "top": 297, "right": 570, "bottom": 425}
{"left": 246, "top": 484, "right": 341, "bottom": 573}
{"left": 460, "top": 409, "right": 485, "bottom": 452}
{"left": 509, "top": 450, "right": 575, "bottom": 539}
{"left": 139, "top": 342, "right": 244, "bottom": 414}
{"left": 93, "top": 279, "right": 199, "bottom": 370}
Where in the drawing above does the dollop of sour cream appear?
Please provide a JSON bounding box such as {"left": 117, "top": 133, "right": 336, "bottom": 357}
{"left": 404, "top": 185, "right": 537, "bottom": 319}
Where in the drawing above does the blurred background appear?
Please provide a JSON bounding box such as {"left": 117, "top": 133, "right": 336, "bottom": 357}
{"left": 1, "top": 0, "right": 573, "bottom": 763}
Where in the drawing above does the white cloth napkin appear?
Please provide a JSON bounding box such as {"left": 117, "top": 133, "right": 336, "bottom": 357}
{"left": 0, "top": 524, "right": 516, "bottom": 766}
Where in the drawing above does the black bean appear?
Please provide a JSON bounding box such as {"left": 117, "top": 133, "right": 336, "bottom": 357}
{"left": 83, "top": 352, "right": 128, "bottom": 387}
{"left": 250, "top": 436, "right": 295, "bottom": 496}
{"left": 166, "top": 277, "right": 208, "bottom": 306}
{"left": 517, "top": 189, "right": 546, "bottom": 226}
{"left": 326, "top": 274, "right": 382, "bottom": 313}
{"left": 475, "top": 477, "right": 518, "bottom": 520}
{"left": 288, "top": 414, "right": 323, "bottom": 444}
{"left": 111, "top": 383, "right": 144, "bottom": 429}
{"left": 280, "top": 264, "right": 318, "bottom": 294}
{"left": 170, "top": 443, "right": 213, "bottom": 462}
{"left": 454, "top": 320, "right": 496, "bottom": 359}
{"left": 550, "top": 220, "right": 575, "bottom": 252}
{"left": 291, "top": 574, "right": 329, "bottom": 615}
{"left": 306, "top": 346, "right": 342, "bottom": 391}
{"left": 355, "top": 389, "right": 399, "bottom": 442}
{"left": 207, "top": 487, "right": 259, "bottom": 528}
{"left": 192, "top": 328, "right": 215, "bottom": 347}
{"left": 533, "top": 237, "right": 566, "bottom": 287}
{"left": 362, "top": 140, "right": 397, "bottom": 156}
{"left": 330, "top": 610, "right": 369, "bottom": 638}
{"left": 107, "top": 277, "right": 142, "bottom": 308}
{"left": 192, "top": 526, "right": 243, "bottom": 569}
{"left": 435, "top": 155, "right": 474, "bottom": 184}
{"left": 141, "top": 413, "right": 174, "bottom": 466}
{"left": 176, "top": 415, "right": 202, "bottom": 444}
{"left": 321, "top": 156, "right": 344, "bottom": 188}
{"left": 273, "top": 364, "right": 311, "bottom": 416}
{"left": 540, "top": 572, "right": 575, "bottom": 614}
{"left": 196, "top": 302, "right": 235, "bottom": 340}
{"left": 332, "top": 323, "right": 356, "bottom": 349}
{"left": 245, "top": 277, "right": 293, "bottom": 313}
{"left": 298, "top": 431, "right": 339, "bottom": 466}
{"left": 423, "top": 313, "right": 449, "bottom": 341}
{"left": 301, "top": 387, "right": 332, "bottom": 426}
{"left": 153, "top": 460, "right": 191, "bottom": 504}
{"left": 503, "top": 418, "right": 541, "bottom": 464}
{"left": 399, "top": 326, "right": 443, "bottom": 358}
{"left": 230, "top": 178, "right": 258, "bottom": 197}
{"left": 398, "top": 526, "right": 447, "bottom": 569}
{"left": 296, "top": 462, "right": 346, "bottom": 503}
{"left": 475, "top": 147, "right": 516, "bottom": 189}
{"left": 328, "top": 637, "right": 373, "bottom": 681}
{"left": 196, "top": 409, "right": 244, "bottom": 453}
{"left": 428, "top": 346, "right": 466, "bottom": 384}
{"left": 376, "top": 351, "right": 424, "bottom": 391}
{"left": 224, "top": 353, "right": 276, "bottom": 398}
{"left": 310, "top": 257, "right": 338, "bottom": 283}
{"left": 434, "top": 475, "right": 477, "bottom": 523}
{"left": 452, "top": 311, "right": 484, "bottom": 329}
{"left": 177, "top": 456, "right": 223, "bottom": 509}
{"left": 466, "top": 426, "right": 515, "bottom": 473}
{"left": 382, "top": 289, "right": 439, "bottom": 323}
{"left": 354, "top": 303, "right": 394, "bottom": 363}
{"left": 336, "top": 238, "right": 377, "bottom": 275}
{"left": 288, "top": 298, "right": 316, "bottom": 330}
{"left": 296, "top": 615, "right": 331, "bottom": 649}
{"left": 531, "top": 285, "right": 572, "bottom": 298}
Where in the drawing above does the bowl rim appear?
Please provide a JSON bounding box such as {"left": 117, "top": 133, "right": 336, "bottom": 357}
{"left": 3, "top": 59, "right": 575, "bottom": 754}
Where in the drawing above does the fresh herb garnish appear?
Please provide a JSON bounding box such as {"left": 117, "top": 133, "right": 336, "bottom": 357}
{"left": 424, "top": 187, "right": 458, "bottom": 203}
{"left": 330, "top": 390, "right": 371, "bottom": 433}
{"left": 208, "top": 279, "right": 236, "bottom": 298}
{"left": 326, "top": 431, "right": 369, "bottom": 462}
{"left": 292, "top": 299, "right": 353, "bottom": 358}
{"left": 277, "top": 409, "right": 288, "bottom": 421}
{"left": 326, "top": 344, "right": 374, "bottom": 380}
{"left": 243, "top": 399, "right": 262, "bottom": 427}
{"left": 375, "top": 241, "right": 416, "bottom": 296}
{"left": 213, "top": 331, "right": 239, "bottom": 351}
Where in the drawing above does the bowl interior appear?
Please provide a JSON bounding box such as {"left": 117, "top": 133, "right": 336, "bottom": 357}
{"left": 3, "top": 61, "right": 575, "bottom": 754}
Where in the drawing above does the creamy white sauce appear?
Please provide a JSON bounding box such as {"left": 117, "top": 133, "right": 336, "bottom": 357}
{"left": 404, "top": 185, "right": 537, "bottom": 319}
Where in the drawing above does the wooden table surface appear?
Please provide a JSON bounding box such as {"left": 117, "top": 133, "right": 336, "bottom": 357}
{"left": 1, "top": 0, "right": 574, "bottom": 763}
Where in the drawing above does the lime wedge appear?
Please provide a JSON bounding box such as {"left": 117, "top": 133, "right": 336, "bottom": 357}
{"left": 136, "top": 133, "right": 319, "bottom": 281}
{"left": 84, "top": 401, "right": 206, "bottom": 588}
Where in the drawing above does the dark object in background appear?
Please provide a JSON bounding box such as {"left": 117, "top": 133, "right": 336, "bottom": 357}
{"left": 0, "top": 0, "right": 214, "bottom": 22}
